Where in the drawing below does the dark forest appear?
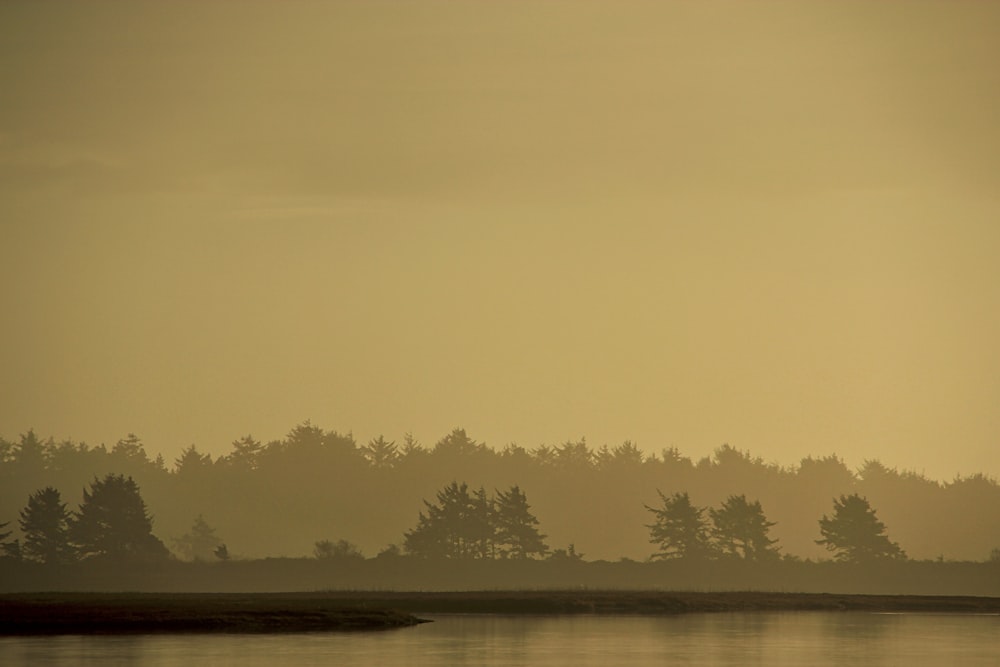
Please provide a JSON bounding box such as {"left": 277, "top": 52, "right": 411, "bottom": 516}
{"left": 2, "top": 423, "right": 998, "bottom": 593}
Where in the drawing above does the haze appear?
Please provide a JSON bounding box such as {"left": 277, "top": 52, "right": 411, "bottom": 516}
{"left": 2, "top": 1, "right": 999, "bottom": 480}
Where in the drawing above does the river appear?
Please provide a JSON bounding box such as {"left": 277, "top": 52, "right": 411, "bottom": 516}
{"left": 2, "top": 612, "right": 997, "bottom": 666}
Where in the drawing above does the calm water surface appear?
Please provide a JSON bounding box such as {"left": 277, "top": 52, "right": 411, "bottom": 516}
{"left": 1, "top": 612, "right": 997, "bottom": 666}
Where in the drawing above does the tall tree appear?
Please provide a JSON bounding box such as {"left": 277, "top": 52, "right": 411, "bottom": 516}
{"left": 493, "top": 485, "right": 548, "bottom": 559}
{"left": 173, "top": 445, "right": 213, "bottom": 477}
{"left": 646, "top": 491, "right": 712, "bottom": 560}
{"left": 432, "top": 429, "right": 485, "bottom": 458}
{"left": 110, "top": 433, "right": 149, "bottom": 465}
{"left": 70, "top": 474, "right": 169, "bottom": 561}
{"left": 19, "top": 487, "right": 73, "bottom": 564}
{"left": 364, "top": 435, "right": 400, "bottom": 470}
{"left": 817, "top": 494, "right": 905, "bottom": 562}
{"left": 222, "top": 434, "right": 263, "bottom": 471}
{"left": 404, "top": 481, "right": 494, "bottom": 559}
{"left": 709, "top": 495, "right": 780, "bottom": 561}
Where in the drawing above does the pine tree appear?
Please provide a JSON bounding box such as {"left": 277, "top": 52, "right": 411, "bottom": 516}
{"left": 404, "top": 481, "right": 512, "bottom": 559}
{"left": 817, "top": 494, "right": 905, "bottom": 562}
{"left": 19, "top": 487, "right": 73, "bottom": 564}
{"left": 70, "top": 474, "right": 169, "bottom": 561}
{"left": 645, "top": 491, "right": 712, "bottom": 560}
{"left": 405, "top": 481, "right": 476, "bottom": 559}
{"left": 493, "top": 485, "right": 548, "bottom": 559}
{"left": 223, "top": 435, "right": 262, "bottom": 471}
{"left": 172, "top": 514, "right": 222, "bottom": 561}
{"left": 709, "top": 494, "right": 779, "bottom": 561}
{"left": 364, "top": 435, "right": 400, "bottom": 469}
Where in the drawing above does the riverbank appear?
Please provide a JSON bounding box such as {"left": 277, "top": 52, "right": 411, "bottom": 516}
{"left": 3, "top": 591, "right": 999, "bottom": 635}
{"left": 311, "top": 590, "right": 1000, "bottom": 615}
{"left": 0, "top": 593, "right": 425, "bottom": 635}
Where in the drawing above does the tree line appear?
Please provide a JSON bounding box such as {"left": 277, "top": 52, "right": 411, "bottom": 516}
{"left": 0, "top": 470, "right": 908, "bottom": 568}
{"left": 1, "top": 423, "right": 997, "bottom": 562}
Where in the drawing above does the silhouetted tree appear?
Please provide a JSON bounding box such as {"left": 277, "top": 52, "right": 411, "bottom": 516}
{"left": 554, "top": 438, "right": 593, "bottom": 469}
{"left": 364, "top": 435, "right": 400, "bottom": 469}
{"left": 646, "top": 491, "right": 712, "bottom": 560}
{"left": 469, "top": 487, "right": 495, "bottom": 559}
{"left": 493, "top": 485, "right": 548, "bottom": 559}
{"left": 172, "top": 514, "right": 222, "bottom": 561}
{"left": 110, "top": 433, "right": 153, "bottom": 470}
{"left": 70, "top": 474, "right": 169, "bottom": 561}
{"left": 596, "top": 440, "right": 646, "bottom": 469}
{"left": 433, "top": 428, "right": 486, "bottom": 458}
{"left": 0, "top": 520, "right": 16, "bottom": 559}
{"left": 532, "top": 444, "right": 557, "bottom": 467}
{"left": 400, "top": 432, "right": 424, "bottom": 457}
{"left": 174, "top": 445, "right": 213, "bottom": 476}
{"left": 222, "top": 434, "right": 262, "bottom": 471}
{"left": 13, "top": 430, "right": 49, "bottom": 472}
{"left": 19, "top": 487, "right": 73, "bottom": 564}
{"left": 314, "top": 538, "right": 364, "bottom": 560}
{"left": 817, "top": 494, "right": 905, "bottom": 562}
{"left": 404, "top": 481, "right": 494, "bottom": 559}
{"left": 709, "top": 494, "right": 779, "bottom": 561}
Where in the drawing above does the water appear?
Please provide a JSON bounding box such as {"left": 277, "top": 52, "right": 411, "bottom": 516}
{"left": 1, "top": 612, "right": 997, "bottom": 666}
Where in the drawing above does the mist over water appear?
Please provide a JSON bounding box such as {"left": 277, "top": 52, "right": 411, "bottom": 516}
{"left": 2, "top": 613, "right": 998, "bottom": 667}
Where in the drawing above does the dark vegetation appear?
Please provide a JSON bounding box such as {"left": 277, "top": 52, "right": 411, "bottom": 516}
{"left": 1, "top": 423, "right": 998, "bottom": 594}
{"left": 3, "top": 591, "right": 999, "bottom": 636}
{"left": 0, "top": 593, "right": 425, "bottom": 634}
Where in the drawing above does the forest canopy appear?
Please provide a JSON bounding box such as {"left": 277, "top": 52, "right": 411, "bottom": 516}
{"left": 1, "top": 424, "right": 998, "bottom": 563}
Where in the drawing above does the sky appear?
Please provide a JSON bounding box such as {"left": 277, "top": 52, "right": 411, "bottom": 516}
{"left": 2, "top": 1, "right": 999, "bottom": 480}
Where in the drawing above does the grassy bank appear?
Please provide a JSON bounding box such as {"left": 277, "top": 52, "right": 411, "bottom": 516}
{"left": 310, "top": 590, "right": 1000, "bottom": 615}
{"left": 3, "top": 591, "right": 999, "bottom": 635}
{"left": 0, "top": 593, "right": 425, "bottom": 635}
{"left": 4, "top": 557, "right": 999, "bottom": 596}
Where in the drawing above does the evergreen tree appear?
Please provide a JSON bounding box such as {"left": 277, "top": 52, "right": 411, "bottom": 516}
{"left": 709, "top": 494, "right": 779, "bottom": 561}
{"left": 493, "top": 485, "right": 548, "bottom": 559}
{"left": 404, "top": 481, "right": 495, "bottom": 559}
{"left": 70, "top": 474, "right": 169, "bottom": 561}
{"left": 173, "top": 445, "right": 213, "bottom": 477}
{"left": 364, "top": 435, "right": 400, "bottom": 469}
{"left": 645, "top": 491, "right": 712, "bottom": 560}
{"left": 172, "top": 514, "right": 222, "bottom": 561}
{"left": 0, "top": 520, "right": 17, "bottom": 560}
{"left": 222, "top": 434, "right": 263, "bottom": 471}
{"left": 19, "top": 487, "right": 73, "bottom": 564}
{"left": 817, "top": 494, "right": 905, "bottom": 562}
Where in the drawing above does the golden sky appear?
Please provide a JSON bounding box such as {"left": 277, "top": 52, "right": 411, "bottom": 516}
{"left": 2, "top": 1, "right": 999, "bottom": 479}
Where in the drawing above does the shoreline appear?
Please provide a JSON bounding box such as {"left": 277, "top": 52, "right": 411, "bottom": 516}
{"left": 3, "top": 591, "right": 1000, "bottom": 635}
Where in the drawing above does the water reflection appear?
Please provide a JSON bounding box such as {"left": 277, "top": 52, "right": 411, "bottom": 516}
{"left": 1, "top": 612, "right": 997, "bottom": 666}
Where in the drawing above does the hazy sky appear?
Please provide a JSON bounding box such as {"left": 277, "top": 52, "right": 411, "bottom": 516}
{"left": 2, "top": 2, "right": 999, "bottom": 479}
